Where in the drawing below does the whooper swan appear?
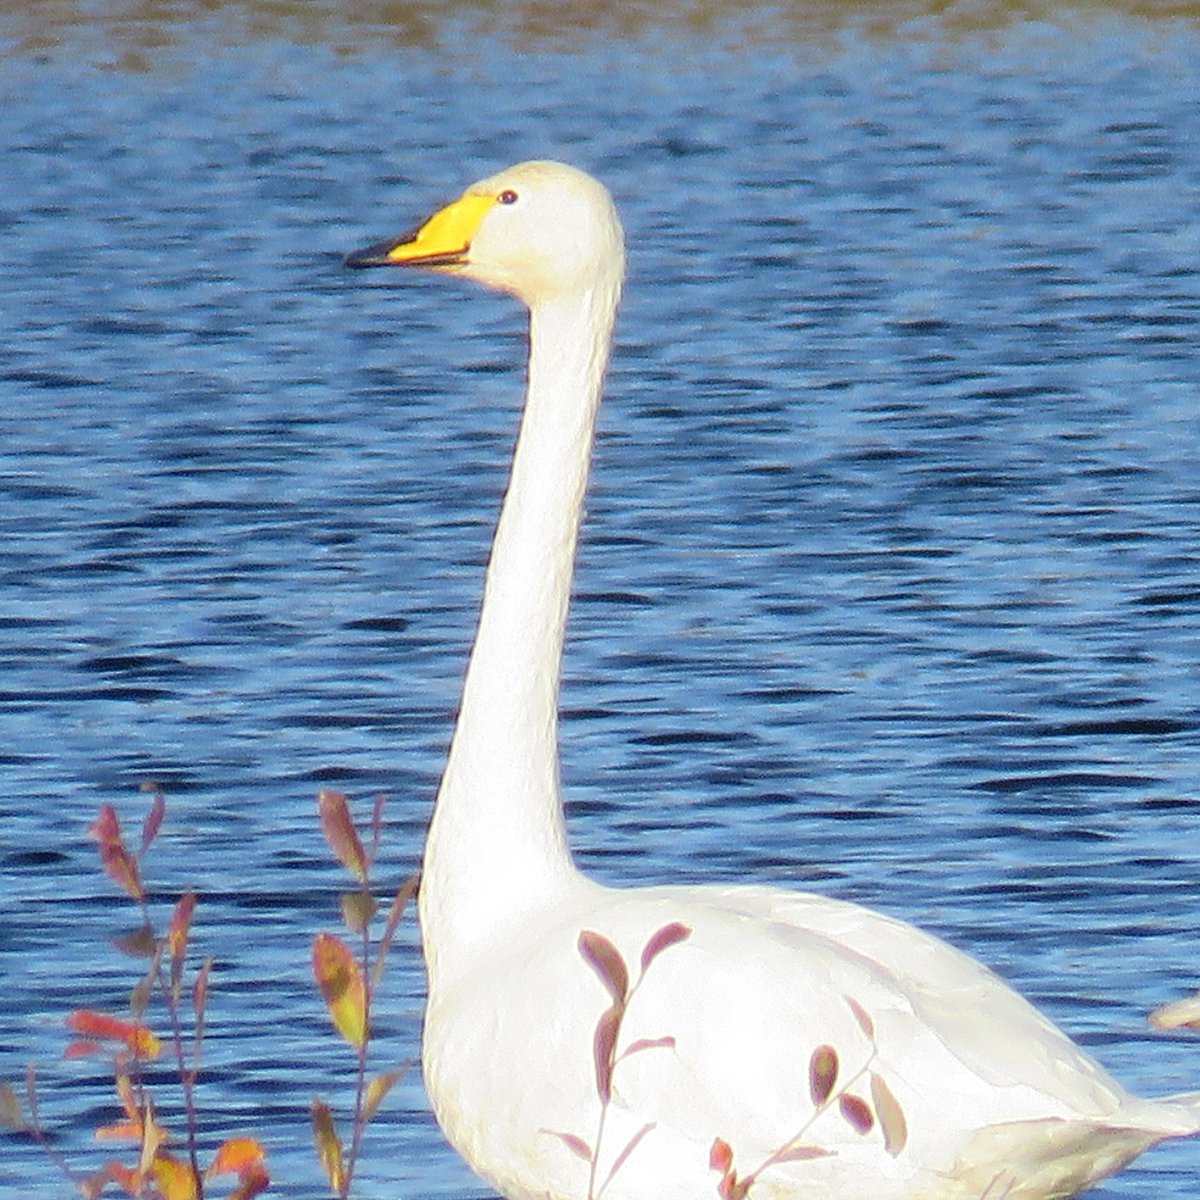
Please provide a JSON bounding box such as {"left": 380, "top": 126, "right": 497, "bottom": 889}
{"left": 346, "top": 160, "right": 1199, "bottom": 1200}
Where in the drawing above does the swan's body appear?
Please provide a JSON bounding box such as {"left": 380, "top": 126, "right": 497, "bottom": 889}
{"left": 347, "top": 161, "right": 1199, "bottom": 1200}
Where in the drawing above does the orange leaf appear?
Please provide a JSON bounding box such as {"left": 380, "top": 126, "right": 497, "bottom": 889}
{"left": 311, "top": 1098, "right": 345, "bottom": 1193}
{"left": 318, "top": 789, "right": 368, "bottom": 883}
{"left": 228, "top": 1162, "right": 270, "bottom": 1200}
{"left": 313, "top": 933, "right": 368, "bottom": 1047}
{"left": 153, "top": 1152, "right": 199, "bottom": 1200}
{"left": 65, "top": 1040, "right": 103, "bottom": 1060}
{"left": 208, "top": 1137, "right": 268, "bottom": 1177}
{"left": 83, "top": 1162, "right": 142, "bottom": 1199}
{"left": 95, "top": 1119, "right": 144, "bottom": 1142}
{"left": 67, "top": 1010, "right": 162, "bottom": 1059}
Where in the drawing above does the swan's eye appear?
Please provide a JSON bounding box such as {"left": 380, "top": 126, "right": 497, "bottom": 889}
{"left": 498, "top": 189, "right": 519, "bottom": 205}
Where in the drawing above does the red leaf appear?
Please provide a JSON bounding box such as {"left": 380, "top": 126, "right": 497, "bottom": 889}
{"left": 639, "top": 922, "right": 691, "bottom": 975}
{"left": 839, "top": 1092, "right": 874, "bottom": 1135}
{"left": 89, "top": 805, "right": 144, "bottom": 902}
{"left": 578, "top": 930, "right": 628, "bottom": 1004}
{"left": 774, "top": 1144, "right": 835, "bottom": 1163}
{"left": 604, "top": 1121, "right": 656, "bottom": 1183}
{"left": 373, "top": 873, "right": 419, "bottom": 990}
{"left": 844, "top": 995, "right": 875, "bottom": 1041}
{"left": 622, "top": 1035, "right": 675, "bottom": 1058}
{"left": 168, "top": 891, "right": 197, "bottom": 977}
{"left": 370, "top": 793, "right": 386, "bottom": 859}
{"left": 543, "top": 1129, "right": 593, "bottom": 1163}
{"left": 194, "top": 957, "right": 212, "bottom": 1021}
{"left": 139, "top": 791, "right": 166, "bottom": 857}
{"left": 318, "top": 790, "right": 368, "bottom": 883}
{"left": 809, "top": 1044, "right": 839, "bottom": 1107}
{"left": 593, "top": 1004, "right": 621, "bottom": 1103}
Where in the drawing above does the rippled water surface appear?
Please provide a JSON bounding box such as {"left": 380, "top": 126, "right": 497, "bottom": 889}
{"left": 3, "top": 5, "right": 1200, "bottom": 1197}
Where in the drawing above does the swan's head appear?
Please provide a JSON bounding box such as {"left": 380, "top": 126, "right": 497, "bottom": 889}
{"left": 346, "top": 160, "right": 625, "bottom": 308}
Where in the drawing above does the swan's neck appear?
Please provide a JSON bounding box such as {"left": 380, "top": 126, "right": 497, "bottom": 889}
{"left": 421, "top": 281, "right": 619, "bottom": 976}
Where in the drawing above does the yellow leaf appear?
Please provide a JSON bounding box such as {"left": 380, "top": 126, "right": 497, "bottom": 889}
{"left": 313, "top": 933, "right": 368, "bottom": 1048}
{"left": 95, "top": 1119, "right": 144, "bottom": 1142}
{"left": 363, "top": 1067, "right": 408, "bottom": 1123}
{"left": 311, "top": 1098, "right": 345, "bottom": 1193}
{"left": 870, "top": 1072, "right": 908, "bottom": 1157}
{"left": 153, "top": 1153, "right": 199, "bottom": 1200}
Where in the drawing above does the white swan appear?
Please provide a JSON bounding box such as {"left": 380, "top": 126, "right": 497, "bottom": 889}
{"left": 346, "top": 160, "right": 1199, "bottom": 1200}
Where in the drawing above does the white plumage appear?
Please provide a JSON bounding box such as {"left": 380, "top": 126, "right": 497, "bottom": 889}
{"left": 346, "top": 159, "right": 1199, "bottom": 1200}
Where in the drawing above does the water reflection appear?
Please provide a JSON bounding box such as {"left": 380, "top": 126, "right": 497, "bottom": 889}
{"left": 2, "top": 4, "right": 1200, "bottom": 1200}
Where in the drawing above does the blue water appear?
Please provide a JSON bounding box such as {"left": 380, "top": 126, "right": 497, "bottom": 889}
{"left": 2, "top": 6, "right": 1200, "bottom": 1197}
